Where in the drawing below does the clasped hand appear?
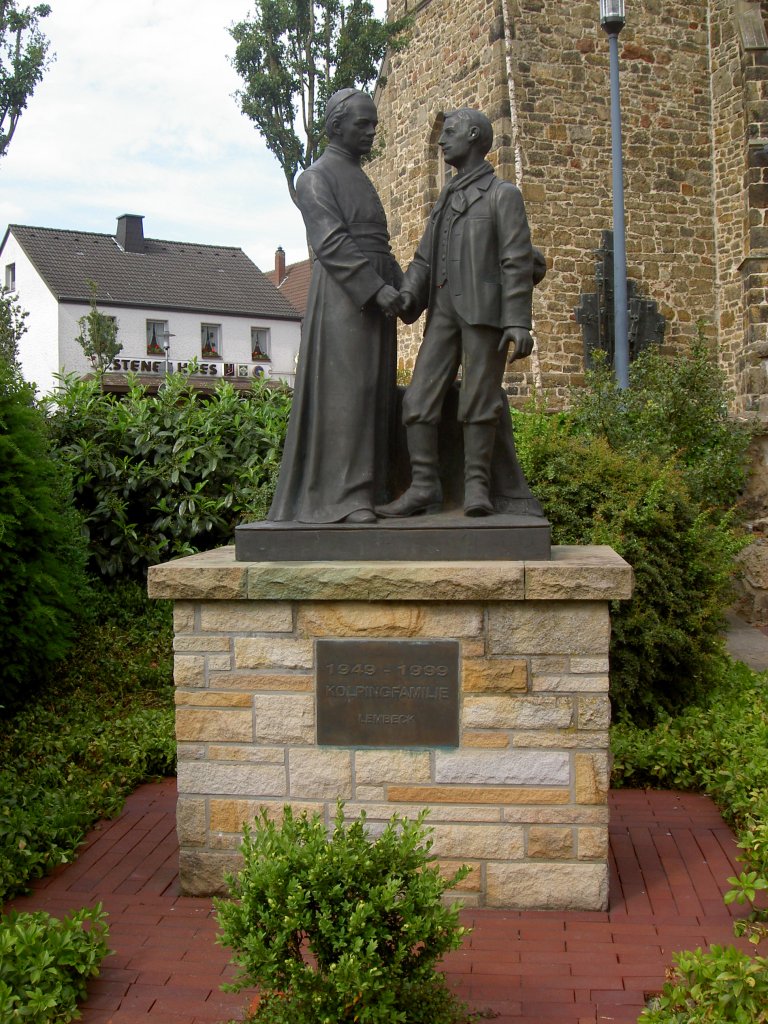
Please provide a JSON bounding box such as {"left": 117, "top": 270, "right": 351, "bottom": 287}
{"left": 375, "top": 285, "right": 410, "bottom": 317}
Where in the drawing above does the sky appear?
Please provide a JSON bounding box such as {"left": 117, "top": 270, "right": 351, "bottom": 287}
{"left": 0, "top": 0, "right": 365, "bottom": 274}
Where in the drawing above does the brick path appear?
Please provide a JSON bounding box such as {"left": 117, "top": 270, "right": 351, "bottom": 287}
{"left": 5, "top": 779, "right": 750, "bottom": 1024}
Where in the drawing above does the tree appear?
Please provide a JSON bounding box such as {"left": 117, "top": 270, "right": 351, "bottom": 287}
{"left": 230, "top": 0, "right": 409, "bottom": 205}
{"left": 74, "top": 280, "right": 122, "bottom": 370}
{"left": 0, "top": 287, "right": 27, "bottom": 364}
{"left": 0, "top": 2, "right": 52, "bottom": 159}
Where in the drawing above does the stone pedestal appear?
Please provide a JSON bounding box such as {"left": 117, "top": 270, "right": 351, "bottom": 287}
{"left": 148, "top": 545, "right": 632, "bottom": 909}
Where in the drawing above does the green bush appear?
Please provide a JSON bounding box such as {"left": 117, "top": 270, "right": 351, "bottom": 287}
{"left": 571, "top": 338, "right": 751, "bottom": 513}
{"left": 44, "top": 367, "right": 291, "bottom": 579}
{"left": 515, "top": 411, "right": 742, "bottom": 722}
{"left": 0, "top": 359, "right": 92, "bottom": 714}
{"left": 216, "top": 804, "right": 470, "bottom": 1024}
{"left": 0, "top": 904, "right": 109, "bottom": 1023}
{"left": 611, "top": 662, "right": 768, "bottom": 1022}
{"left": 0, "top": 582, "right": 175, "bottom": 902}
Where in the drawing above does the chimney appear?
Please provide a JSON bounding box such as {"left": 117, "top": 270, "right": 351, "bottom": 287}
{"left": 275, "top": 245, "right": 286, "bottom": 284}
{"left": 115, "top": 214, "right": 145, "bottom": 253}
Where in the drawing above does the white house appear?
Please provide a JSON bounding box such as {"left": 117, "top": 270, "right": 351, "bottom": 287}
{"left": 0, "top": 214, "right": 302, "bottom": 395}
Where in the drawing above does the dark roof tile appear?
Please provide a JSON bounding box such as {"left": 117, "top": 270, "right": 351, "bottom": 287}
{"left": 8, "top": 225, "right": 301, "bottom": 321}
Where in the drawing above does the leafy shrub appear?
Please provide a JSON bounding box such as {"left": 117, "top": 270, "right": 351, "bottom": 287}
{"left": 571, "top": 338, "right": 751, "bottom": 514}
{"left": 611, "top": 662, "right": 768, "bottom": 1023}
{"left": 611, "top": 661, "right": 768, "bottom": 828}
{"left": 515, "top": 410, "right": 742, "bottom": 722}
{"left": 0, "top": 582, "right": 175, "bottom": 902}
{"left": 0, "top": 359, "right": 92, "bottom": 714}
{"left": 640, "top": 944, "right": 768, "bottom": 1023}
{"left": 44, "top": 367, "right": 291, "bottom": 579}
{"left": 0, "top": 904, "right": 109, "bottom": 1023}
{"left": 216, "top": 804, "right": 470, "bottom": 1024}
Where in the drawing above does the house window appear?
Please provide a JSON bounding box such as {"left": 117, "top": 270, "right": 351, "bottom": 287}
{"left": 251, "top": 327, "right": 271, "bottom": 361}
{"left": 4, "top": 263, "right": 15, "bottom": 291}
{"left": 201, "top": 323, "right": 222, "bottom": 358}
{"left": 146, "top": 319, "right": 168, "bottom": 355}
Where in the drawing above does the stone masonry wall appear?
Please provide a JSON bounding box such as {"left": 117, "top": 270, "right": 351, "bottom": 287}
{"left": 148, "top": 545, "right": 632, "bottom": 911}
{"left": 369, "top": 1, "right": 728, "bottom": 408}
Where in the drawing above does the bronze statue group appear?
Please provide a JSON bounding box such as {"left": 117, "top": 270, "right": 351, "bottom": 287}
{"left": 268, "top": 89, "right": 545, "bottom": 527}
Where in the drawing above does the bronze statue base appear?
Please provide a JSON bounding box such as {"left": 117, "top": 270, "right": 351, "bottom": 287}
{"left": 235, "top": 511, "right": 550, "bottom": 562}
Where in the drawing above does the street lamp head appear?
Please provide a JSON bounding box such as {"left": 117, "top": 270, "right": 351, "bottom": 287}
{"left": 600, "top": 0, "right": 625, "bottom": 34}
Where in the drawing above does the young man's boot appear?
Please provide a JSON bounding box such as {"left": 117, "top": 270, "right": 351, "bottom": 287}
{"left": 463, "top": 422, "right": 496, "bottom": 516}
{"left": 376, "top": 423, "right": 443, "bottom": 517}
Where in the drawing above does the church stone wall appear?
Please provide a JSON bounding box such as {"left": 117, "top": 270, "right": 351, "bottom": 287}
{"left": 370, "top": 0, "right": 757, "bottom": 411}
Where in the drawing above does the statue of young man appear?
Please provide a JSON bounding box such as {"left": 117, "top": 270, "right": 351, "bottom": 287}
{"left": 378, "top": 108, "right": 537, "bottom": 518}
{"left": 268, "top": 89, "right": 402, "bottom": 524}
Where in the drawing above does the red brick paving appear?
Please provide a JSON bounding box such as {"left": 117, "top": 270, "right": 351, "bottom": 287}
{"left": 4, "top": 780, "right": 751, "bottom": 1024}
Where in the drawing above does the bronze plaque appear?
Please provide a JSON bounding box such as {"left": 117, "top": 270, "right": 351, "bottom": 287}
{"left": 316, "top": 639, "right": 459, "bottom": 748}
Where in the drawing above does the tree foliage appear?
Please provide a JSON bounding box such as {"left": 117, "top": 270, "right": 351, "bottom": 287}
{"left": 0, "top": 286, "right": 27, "bottom": 364}
{"left": 74, "top": 280, "right": 123, "bottom": 370}
{"left": 0, "top": 1, "right": 52, "bottom": 158}
{"left": 230, "top": 0, "right": 409, "bottom": 203}
{"left": 0, "top": 358, "right": 91, "bottom": 714}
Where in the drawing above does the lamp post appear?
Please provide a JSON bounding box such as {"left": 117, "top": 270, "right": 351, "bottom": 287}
{"left": 600, "top": 0, "right": 629, "bottom": 389}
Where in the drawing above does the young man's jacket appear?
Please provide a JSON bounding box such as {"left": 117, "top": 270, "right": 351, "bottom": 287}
{"left": 401, "top": 160, "right": 536, "bottom": 331}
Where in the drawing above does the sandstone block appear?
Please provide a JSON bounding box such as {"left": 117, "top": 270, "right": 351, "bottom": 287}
{"left": 175, "top": 690, "right": 252, "bottom": 708}
{"left": 178, "top": 761, "right": 286, "bottom": 798}
{"left": 527, "top": 826, "right": 574, "bottom": 859}
{"left": 488, "top": 602, "right": 611, "bottom": 657}
{"left": 462, "top": 695, "right": 574, "bottom": 730}
{"left": 502, "top": 805, "right": 609, "bottom": 825}
{"left": 430, "top": 823, "right": 524, "bottom": 860}
{"left": 148, "top": 548, "right": 247, "bottom": 601}
{"left": 210, "top": 672, "right": 313, "bottom": 692}
{"left": 387, "top": 785, "right": 570, "bottom": 805}
{"left": 246, "top": 561, "right": 525, "bottom": 601}
{"left": 512, "top": 729, "right": 609, "bottom": 749}
{"left": 438, "top": 859, "right": 482, "bottom": 891}
{"left": 485, "top": 862, "right": 609, "bottom": 910}
{"left": 575, "top": 753, "right": 610, "bottom": 805}
{"left": 578, "top": 695, "right": 612, "bottom": 730}
{"left": 531, "top": 674, "right": 609, "bottom": 692}
{"left": 176, "top": 797, "right": 206, "bottom": 846}
{"left": 235, "top": 638, "right": 313, "bottom": 670}
{"left": 254, "top": 694, "right": 314, "bottom": 744}
{"left": 530, "top": 656, "right": 569, "bottom": 674}
{"left": 435, "top": 750, "right": 569, "bottom": 786}
{"left": 345, "top": 801, "right": 501, "bottom": 823}
{"left": 355, "top": 749, "right": 431, "bottom": 785}
{"left": 174, "top": 636, "right": 231, "bottom": 653}
{"left": 298, "top": 602, "right": 483, "bottom": 638}
{"left": 289, "top": 749, "right": 353, "bottom": 799}
{"left": 570, "top": 657, "right": 610, "bottom": 674}
{"left": 524, "top": 546, "right": 633, "bottom": 600}
{"left": 207, "top": 654, "right": 233, "bottom": 672}
{"left": 462, "top": 658, "right": 528, "bottom": 693}
{"left": 179, "top": 850, "right": 242, "bottom": 897}
{"left": 355, "top": 785, "right": 386, "bottom": 801}
{"left": 174, "top": 655, "right": 205, "bottom": 688}
{"left": 462, "top": 731, "right": 510, "bottom": 749}
{"left": 208, "top": 745, "right": 285, "bottom": 764}
{"left": 200, "top": 601, "right": 293, "bottom": 634}
{"left": 174, "top": 602, "right": 196, "bottom": 633}
{"left": 176, "top": 708, "right": 253, "bottom": 743}
{"left": 177, "top": 742, "right": 206, "bottom": 762}
{"left": 210, "top": 799, "right": 324, "bottom": 833}
{"left": 578, "top": 826, "right": 609, "bottom": 860}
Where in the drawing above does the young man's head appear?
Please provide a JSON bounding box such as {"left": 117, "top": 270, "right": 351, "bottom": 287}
{"left": 439, "top": 108, "right": 493, "bottom": 170}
